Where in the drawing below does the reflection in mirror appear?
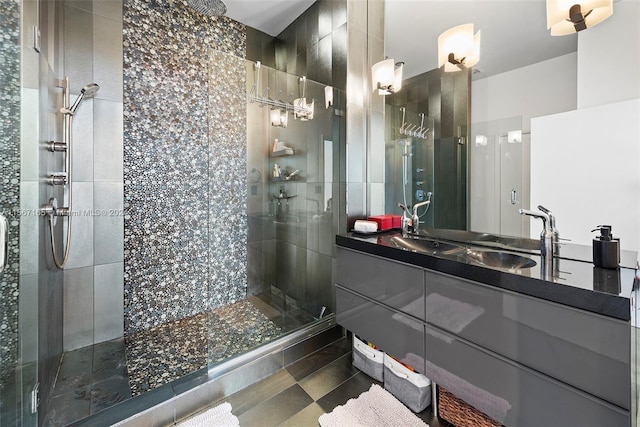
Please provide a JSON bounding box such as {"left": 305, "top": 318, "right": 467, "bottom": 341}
{"left": 384, "top": 65, "right": 469, "bottom": 230}
{"left": 382, "top": 0, "right": 640, "bottom": 251}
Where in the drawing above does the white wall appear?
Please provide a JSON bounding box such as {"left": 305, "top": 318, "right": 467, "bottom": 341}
{"left": 530, "top": 99, "right": 640, "bottom": 251}
{"left": 472, "top": 52, "right": 578, "bottom": 132}
{"left": 577, "top": 0, "right": 640, "bottom": 109}
{"left": 527, "top": 0, "right": 640, "bottom": 256}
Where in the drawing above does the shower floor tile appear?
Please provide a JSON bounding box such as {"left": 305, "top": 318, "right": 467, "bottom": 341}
{"left": 45, "top": 295, "right": 305, "bottom": 424}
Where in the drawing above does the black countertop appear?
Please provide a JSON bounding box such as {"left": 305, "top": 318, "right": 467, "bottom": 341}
{"left": 336, "top": 231, "right": 637, "bottom": 322}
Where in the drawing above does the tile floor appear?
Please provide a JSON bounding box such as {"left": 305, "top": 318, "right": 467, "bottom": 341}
{"left": 43, "top": 294, "right": 316, "bottom": 426}
{"left": 182, "top": 336, "right": 452, "bottom": 427}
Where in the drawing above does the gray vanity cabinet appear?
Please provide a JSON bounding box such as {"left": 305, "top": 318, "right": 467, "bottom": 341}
{"left": 336, "top": 286, "right": 425, "bottom": 365}
{"left": 335, "top": 246, "right": 632, "bottom": 426}
{"left": 336, "top": 247, "right": 425, "bottom": 320}
{"left": 424, "top": 324, "right": 629, "bottom": 427}
{"left": 425, "top": 269, "right": 630, "bottom": 409}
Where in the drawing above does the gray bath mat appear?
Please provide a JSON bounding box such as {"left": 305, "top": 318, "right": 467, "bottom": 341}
{"left": 318, "top": 384, "right": 428, "bottom": 427}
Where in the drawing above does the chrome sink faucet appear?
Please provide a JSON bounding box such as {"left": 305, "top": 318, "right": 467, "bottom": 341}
{"left": 519, "top": 208, "right": 555, "bottom": 280}
{"left": 412, "top": 199, "right": 431, "bottom": 234}
{"left": 398, "top": 198, "right": 431, "bottom": 237}
{"left": 398, "top": 203, "right": 411, "bottom": 237}
{"left": 537, "top": 205, "right": 559, "bottom": 243}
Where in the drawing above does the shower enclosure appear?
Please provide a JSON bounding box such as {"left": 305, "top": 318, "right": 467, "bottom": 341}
{"left": 383, "top": 67, "right": 469, "bottom": 230}
{"left": 470, "top": 116, "right": 528, "bottom": 238}
{"left": 246, "top": 60, "right": 340, "bottom": 324}
{"left": 3, "top": 0, "right": 347, "bottom": 424}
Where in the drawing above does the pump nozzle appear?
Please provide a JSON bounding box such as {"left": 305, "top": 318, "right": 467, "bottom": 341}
{"left": 591, "top": 225, "right": 613, "bottom": 241}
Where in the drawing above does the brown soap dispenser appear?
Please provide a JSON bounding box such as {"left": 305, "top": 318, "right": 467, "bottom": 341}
{"left": 591, "top": 225, "right": 620, "bottom": 269}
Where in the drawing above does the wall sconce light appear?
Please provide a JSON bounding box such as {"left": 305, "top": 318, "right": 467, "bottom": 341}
{"left": 371, "top": 59, "right": 404, "bottom": 95}
{"left": 438, "top": 24, "right": 481, "bottom": 72}
{"left": 324, "top": 86, "right": 333, "bottom": 109}
{"left": 294, "top": 98, "right": 314, "bottom": 121}
{"left": 475, "top": 135, "right": 488, "bottom": 146}
{"left": 546, "top": 0, "right": 613, "bottom": 35}
{"left": 507, "top": 130, "right": 522, "bottom": 143}
{"left": 270, "top": 108, "right": 288, "bottom": 128}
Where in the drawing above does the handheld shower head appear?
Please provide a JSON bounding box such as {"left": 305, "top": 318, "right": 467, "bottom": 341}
{"left": 62, "top": 83, "right": 100, "bottom": 116}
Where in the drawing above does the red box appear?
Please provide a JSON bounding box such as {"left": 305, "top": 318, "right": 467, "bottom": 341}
{"left": 389, "top": 215, "right": 402, "bottom": 228}
{"left": 367, "top": 215, "right": 392, "bottom": 231}
{"left": 368, "top": 214, "right": 401, "bottom": 231}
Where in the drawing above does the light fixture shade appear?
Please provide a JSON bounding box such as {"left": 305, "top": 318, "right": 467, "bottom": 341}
{"left": 507, "top": 130, "right": 522, "bottom": 143}
{"left": 475, "top": 135, "right": 488, "bottom": 146}
{"left": 438, "top": 24, "right": 481, "bottom": 72}
{"left": 372, "top": 59, "right": 395, "bottom": 94}
{"left": 324, "top": 85, "right": 333, "bottom": 109}
{"left": 270, "top": 109, "right": 288, "bottom": 127}
{"left": 393, "top": 62, "right": 404, "bottom": 93}
{"left": 546, "top": 0, "right": 613, "bottom": 35}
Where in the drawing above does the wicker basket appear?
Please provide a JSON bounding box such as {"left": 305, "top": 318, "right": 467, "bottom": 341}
{"left": 438, "top": 386, "right": 502, "bottom": 427}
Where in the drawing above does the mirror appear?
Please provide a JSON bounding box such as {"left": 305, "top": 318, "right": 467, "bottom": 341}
{"left": 382, "top": 0, "right": 640, "bottom": 252}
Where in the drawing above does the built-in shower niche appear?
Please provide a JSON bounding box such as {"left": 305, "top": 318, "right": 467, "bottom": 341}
{"left": 246, "top": 60, "right": 342, "bottom": 328}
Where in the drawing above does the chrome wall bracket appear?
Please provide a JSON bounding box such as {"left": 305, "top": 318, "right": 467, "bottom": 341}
{"left": 47, "top": 174, "right": 67, "bottom": 186}
{"left": 47, "top": 141, "right": 68, "bottom": 152}
{"left": 40, "top": 198, "right": 59, "bottom": 226}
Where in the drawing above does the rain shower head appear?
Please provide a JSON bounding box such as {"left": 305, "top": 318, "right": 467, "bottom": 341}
{"left": 63, "top": 83, "right": 100, "bottom": 116}
{"left": 187, "top": 0, "right": 227, "bottom": 16}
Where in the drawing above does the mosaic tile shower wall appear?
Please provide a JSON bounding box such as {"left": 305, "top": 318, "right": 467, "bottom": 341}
{"left": 122, "top": 0, "right": 247, "bottom": 334}
{"left": 0, "top": 0, "right": 21, "bottom": 387}
{"left": 208, "top": 50, "right": 248, "bottom": 307}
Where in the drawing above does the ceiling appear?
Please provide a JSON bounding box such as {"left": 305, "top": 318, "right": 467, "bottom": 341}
{"left": 223, "top": 0, "right": 316, "bottom": 36}
{"left": 223, "top": 0, "right": 578, "bottom": 80}
{"left": 385, "top": 0, "right": 577, "bottom": 80}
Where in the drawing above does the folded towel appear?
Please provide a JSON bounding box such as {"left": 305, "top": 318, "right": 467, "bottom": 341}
{"left": 354, "top": 220, "right": 378, "bottom": 233}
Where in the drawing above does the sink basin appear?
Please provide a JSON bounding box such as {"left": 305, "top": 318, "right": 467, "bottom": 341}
{"left": 465, "top": 249, "right": 537, "bottom": 270}
{"left": 378, "top": 234, "right": 537, "bottom": 270}
{"left": 418, "top": 228, "right": 541, "bottom": 252}
{"left": 384, "top": 236, "right": 466, "bottom": 256}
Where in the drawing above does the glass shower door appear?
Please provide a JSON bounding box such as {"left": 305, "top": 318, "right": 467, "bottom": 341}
{"left": 470, "top": 116, "right": 524, "bottom": 237}
{"left": 206, "top": 57, "right": 342, "bottom": 371}
{"left": 1, "top": 0, "right": 32, "bottom": 422}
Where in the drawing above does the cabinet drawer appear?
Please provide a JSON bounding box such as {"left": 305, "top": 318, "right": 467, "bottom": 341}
{"left": 425, "top": 324, "right": 629, "bottom": 427}
{"left": 337, "top": 247, "right": 425, "bottom": 319}
{"left": 335, "top": 285, "right": 425, "bottom": 371}
{"left": 425, "top": 269, "right": 630, "bottom": 409}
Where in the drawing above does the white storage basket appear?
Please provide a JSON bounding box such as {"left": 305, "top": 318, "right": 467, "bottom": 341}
{"left": 352, "top": 335, "right": 385, "bottom": 382}
{"left": 383, "top": 353, "right": 431, "bottom": 413}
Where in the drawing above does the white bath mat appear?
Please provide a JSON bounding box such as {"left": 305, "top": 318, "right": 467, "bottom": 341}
{"left": 175, "top": 402, "right": 239, "bottom": 427}
{"left": 318, "top": 384, "right": 428, "bottom": 427}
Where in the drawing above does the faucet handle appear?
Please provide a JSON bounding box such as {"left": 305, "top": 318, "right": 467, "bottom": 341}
{"left": 537, "top": 205, "right": 552, "bottom": 215}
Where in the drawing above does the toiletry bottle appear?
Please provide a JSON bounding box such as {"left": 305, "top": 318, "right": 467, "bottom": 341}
{"left": 591, "top": 225, "right": 620, "bottom": 269}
